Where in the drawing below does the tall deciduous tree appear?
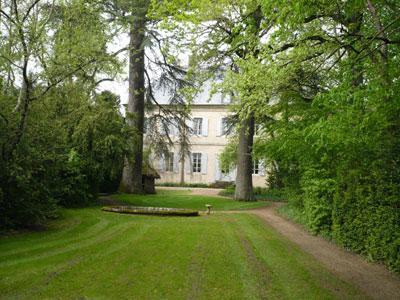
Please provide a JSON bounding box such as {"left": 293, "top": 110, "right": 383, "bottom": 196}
{"left": 181, "top": 1, "right": 264, "bottom": 200}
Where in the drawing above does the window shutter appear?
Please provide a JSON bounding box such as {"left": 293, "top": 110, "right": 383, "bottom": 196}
{"left": 186, "top": 153, "right": 192, "bottom": 174}
{"left": 173, "top": 153, "right": 179, "bottom": 173}
{"left": 216, "top": 118, "right": 222, "bottom": 136}
{"left": 231, "top": 167, "right": 237, "bottom": 181}
{"left": 186, "top": 119, "right": 193, "bottom": 135}
{"left": 259, "top": 160, "right": 266, "bottom": 176}
{"left": 215, "top": 154, "right": 221, "bottom": 181}
{"left": 202, "top": 117, "right": 208, "bottom": 136}
{"left": 201, "top": 153, "right": 208, "bottom": 174}
{"left": 158, "top": 155, "right": 165, "bottom": 172}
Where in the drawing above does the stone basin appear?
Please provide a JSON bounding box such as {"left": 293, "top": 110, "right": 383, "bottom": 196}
{"left": 102, "top": 206, "right": 199, "bottom": 217}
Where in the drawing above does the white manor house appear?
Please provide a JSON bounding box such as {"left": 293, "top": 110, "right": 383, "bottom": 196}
{"left": 146, "top": 99, "right": 267, "bottom": 187}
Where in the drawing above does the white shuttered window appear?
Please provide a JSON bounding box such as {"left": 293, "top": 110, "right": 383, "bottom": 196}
{"left": 192, "top": 153, "right": 202, "bottom": 173}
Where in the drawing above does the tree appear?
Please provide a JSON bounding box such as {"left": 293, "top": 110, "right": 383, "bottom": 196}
{"left": 0, "top": 0, "right": 123, "bottom": 157}
{"left": 225, "top": 0, "right": 400, "bottom": 272}
{"left": 119, "top": 1, "right": 149, "bottom": 193}
{"left": 169, "top": 0, "right": 265, "bottom": 200}
{"left": 102, "top": 0, "right": 193, "bottom": 193}
{"left": 0, "top": 0, "right": 124, "bottom": 228}
{"left": 234, "top": 114, "right": 255, "bottom": 200}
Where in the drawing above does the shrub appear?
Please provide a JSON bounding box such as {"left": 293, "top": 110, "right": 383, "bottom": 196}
{"left": 301, "top": 169, "right": 335, "bottom": 235}
{"left": 332, "top": 168, "right": 400, "bottom": 272}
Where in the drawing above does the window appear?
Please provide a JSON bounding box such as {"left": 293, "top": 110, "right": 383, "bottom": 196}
{"left": 252, "top": 160, "right": 259, "bottom": 175}
{"left": 193, "top": 118, "right": 203, "bottom": 135}
{"left": 221, "top": 117, "right": 231, "bottom": 136}
{"left": 165, "top": 152, "right": 174, "bottom": 172}
{"left": 192, "top": 153, "right": 202, "bottom": 173}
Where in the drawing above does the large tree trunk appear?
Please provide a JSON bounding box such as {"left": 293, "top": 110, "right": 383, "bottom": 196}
{"left": 234, "top": 114, "right": 255, "bottom": 201}
{"left": 120, "top": 13, "right": 146, "bottom": 194}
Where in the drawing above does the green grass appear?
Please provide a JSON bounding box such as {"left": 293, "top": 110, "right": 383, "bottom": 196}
{"left": 156, "top": 182, "right": 211, "bottom": 188}
{"left": 111, "top": 189, "right": 270, "bottom": 211}
{"left": 0, "top": 192, "right": 365, "bottom": 299}
{"left": 219, "top": 187, "right": 285, "bottom": 202}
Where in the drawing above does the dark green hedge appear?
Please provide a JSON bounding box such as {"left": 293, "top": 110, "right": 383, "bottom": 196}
{"left": 332, "top": 169, "right": 400, "bottom": 272}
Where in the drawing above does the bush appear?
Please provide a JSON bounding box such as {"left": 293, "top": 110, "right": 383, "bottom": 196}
{"left": 0, "top": 162, "right": 59, "bottom": 228}
{"left": 332, "top": 168, "right": 400, "bottom": 272}
{"left": 301, "top": 169, "right": 335, "bottom": 235}
{"left": 0, "top": 89, "right": 128, "bottom": 229}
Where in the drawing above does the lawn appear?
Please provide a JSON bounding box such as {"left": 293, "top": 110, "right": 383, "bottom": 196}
{"left": 111, "top": 189, "right": 270, "bottom": 211}
{"left": 0, "top": 192, "right": 365, "bottom": 299}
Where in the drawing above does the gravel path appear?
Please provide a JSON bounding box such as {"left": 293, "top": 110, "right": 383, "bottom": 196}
{"left": 250, "top": 204, "right": 400, "bottom": 300}
{"left": 159, "top": 187, "right": 400, "bottom": 299}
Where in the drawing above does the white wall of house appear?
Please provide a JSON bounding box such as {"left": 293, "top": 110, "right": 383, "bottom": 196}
{"left": 148, "top": 104, "right": 267, "bottom": 187}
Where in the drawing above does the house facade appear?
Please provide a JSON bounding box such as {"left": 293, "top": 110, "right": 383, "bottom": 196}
{"left": 148, "top": 104, "right": 267, "bottom": 187}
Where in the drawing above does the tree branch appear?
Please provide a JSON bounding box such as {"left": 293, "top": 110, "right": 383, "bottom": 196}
{"left": 22, "top": 0, "right": 41, "bottom": 23}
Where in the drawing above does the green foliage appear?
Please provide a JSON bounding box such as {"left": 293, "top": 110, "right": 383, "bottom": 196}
{"left": 333, "top": 166, "right": 400, "bottom": 272}
{"left": 0, "top": 0, "right": 126, "bottom": 228}
{"left": 195, "top": 0, "right": 400, "bottom": 272}
{"left": 301, "top": 168, "right": 335, "bottom": 236}
{"left": 278, "top": 204, "right": 308, "bottom": 228}
{"left": 0, "top": 87, "right": 129, "bottom": 228}
{"left": 219, "top": 137, "right": 238, "bottom": 171}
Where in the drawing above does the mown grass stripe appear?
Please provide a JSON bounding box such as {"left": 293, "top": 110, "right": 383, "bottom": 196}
{"left": 0, "top": 211, "right": 107, "bottom": 258}
{"left": 0, "top": 195, "right": 365, "bottom": 299}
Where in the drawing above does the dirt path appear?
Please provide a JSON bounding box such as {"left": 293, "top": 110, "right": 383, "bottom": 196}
{"left": 250, "top": 204, "right": 400, "bottom": 300}
{"left": 159, "top": 187, "right": 400, "bottom": 299}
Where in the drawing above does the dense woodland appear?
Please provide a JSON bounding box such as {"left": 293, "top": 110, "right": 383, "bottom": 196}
{"left": 0, "top": 0, "right": 399, "bottom": 273}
